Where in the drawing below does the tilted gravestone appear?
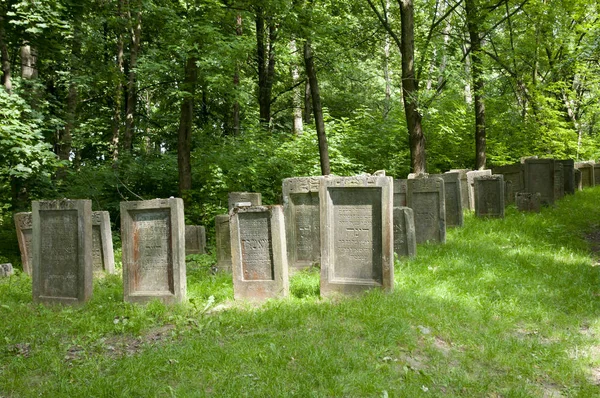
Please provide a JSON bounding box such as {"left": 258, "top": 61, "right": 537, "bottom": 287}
{"left": 228, "top": 192, "right": 262, "bottom": 211}
{"left": 91, "top": 211, "right": 115, "bottom": 274}
{"left": 466, "top": 170, "right": 492, "bottom": 211}
{"left": 491, "top": 163, "right": 523, "bottom": 205}
{"left": 432, "top": 173, "right": 463, "bottom": 227}
{"left": 32, "top": 199, "right": 92, "bottom": 304}
{"left": 393, "top": 207, "right": 416, "bottom": 258}
{"left": 553, "top": 162, "right": 565, "bottom": 202}
{"left": 407, "top": 176, "right": 446, "bottom": 243}
{"left": 393, "top": 179, "right": 408, "bottom": 207}
{"left": 474, "top": 175, "right": 505, "bottom": 218}
{"left": 121, "top": 198, "right": 186, "bottom": 304}
{"left": 282, "top": 177, "right": 321, "bottom": 272}
{"left": 516, "top": 192, "right": 541, "bottom": 213}
{"left": 448, "top": 169, "right": 470, "bottom": 211}
{"left": 13, "top": 212, "right": 33, "bottom": 276}
{"left": 320, "top": 175, "right": 394, "bottom": 297}
{"left": 575, "top": 162, "right": 595, "bottom": 188}
{"left": 560, "top": 159, "right": 575, "bottom": 195}
{"left": 215, "top": 215, "right": 232, "bottom": 272}
{"left": 524, "top": 158, "right": 556, "bottom": 206}
{"left": 574, "top": 169, "right": 583, "bottom": 191}
{"left": 185, "top": 225, "right": 206, "bottom": 255}
{"left": 230, "top": 205, "right": 288, "bottom": 301}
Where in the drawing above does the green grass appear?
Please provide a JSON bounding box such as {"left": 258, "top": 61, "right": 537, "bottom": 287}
{"left": 2, "top": 188, "right": 600, "bottom": 397}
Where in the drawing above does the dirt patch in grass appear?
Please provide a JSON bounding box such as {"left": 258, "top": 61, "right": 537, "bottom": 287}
{"left": 101, "top": 324, "right": 176, "bottom": 358}
{"left": 584, "top": 229, "right": 600, "bottom": 264}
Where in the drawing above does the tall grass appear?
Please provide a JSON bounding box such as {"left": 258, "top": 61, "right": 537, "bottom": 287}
{"left": 1, "top": 188, "right": 600, "bottom": 397}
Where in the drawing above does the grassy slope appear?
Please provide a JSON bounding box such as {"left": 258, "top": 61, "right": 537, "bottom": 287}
{"left": 1, "top": 188, "right": 600, "bottom": 397}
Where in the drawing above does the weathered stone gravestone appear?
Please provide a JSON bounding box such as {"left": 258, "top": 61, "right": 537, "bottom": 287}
{"left": 516, "top": 192, "right": 541, "bottom": 213}
{"left": 491, "top": 163, "right": 523, "bottom": 205}
{"left": 91, "top": 211, "right": 115, "bottom": 274}
{"left": 466, "top": 170, "right": 492, "bottom": 211}
{"left": 524, "top": 158, "right": 555, "bottom": 206}
{"left": 320, "top": 174, "right": 394, "bottom": 297}
{"left": 447, "top": 169, "right": 470, "bottom": 211}
{"left": 215, "top": 215, "right": 232, "bottom": 272}
{"left": 553, "top": 162, "right": 565, "bottom": 201}
{"left": 432, "top": 173, "right": 463, "bottom": 227}
{"left": 407, "top": 176, "right": 446, "bottom": 243}
{"left": 0, "top": 263, "right": 14, "bottom": 277}
{"left": 228, "top": 192, "right": 262, "bottom": 211}
{"left": 474, "top": 175, "right": 505, "bottom": 218}
{"left": 32, "top": 199, "right": 93, "bottom": 304}
{"left": 560, "top": 159, "right": 575, "bottom": 195}
{"left": 574, "top": 169, "right": 583, "bottom": 191}
{"left": 230, "top": 205, "right": 288, "bottom": 301}
{"left": 393, "top": 179, "right": 408, "bottom": 207}
{"left": 407, "top": 173, "right": 429, "bottom": 179}
{"left": 121, "top": 198, "right": 186, "bottom": 304}
{"left": 13, "top": 212, "right": 33, "bottom": 275}
{"left": 282, "top": 177, "right": 321, "bottom": 272}
{"left": 595, "top": 163, "right": 600, "bottom": 186}
{"left": 393, "top": 207, "right": 416, "bottom": 258}
{"left": 575, "top": 162, "right": 595, "bottom": 188}
{"left": 185, "top": 225, "right": 206, "bottom": 255}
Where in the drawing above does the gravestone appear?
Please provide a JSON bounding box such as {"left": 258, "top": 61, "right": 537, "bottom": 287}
{"left": 521, "top": 156, "right": 538, "bottom": 163}
{"left": 320, "top": 174, "right": 394, "bottom": 297}
{"left": 560, "top": 160, "right": 575, "bottom": 195}
{"left": 474, "top": 175, "right": 505, "bottom": 218}
{"left": 91, "top": 211, "right": 115, "bottom": 274}
{"left": 524, "top": 158, "right": 555, "bottom": 206}
{"left": 393, "top": 207, "right": 416, "bottom": 258}
{"left": 574, "top": 169, "right": 583, "bottom": 191}
{"left": 0, "top": 263, "right": 14, "bottom": 277}
{"left": 32, "top": 199, "right": 92, "bottom": 304}
{"left": 431, "top": 173, "right": 463, "bottom": 227}
{"left": 393, "top": 179, "right": 408, "bottom": 207}
{"left": 185, "top": 225, "right": 206, "bottom": 255}
{"left": 466, "top": 170, "right": 492, "bottom": 211}
{"left": 516, "top": 192, "right": 541, "bottom": 213}
{"left": 407, "top": 176, "right": 446, "bottom": 243}
{"left": 575, "top": 162, "right": 595, "bottom": 188}
{"left": 282, "top": 177, "right": 321, "bottom": 272}
{"left": 448, "top": 169, "right": 470, "bottom": 211}
{"left": 121, "top": 198, "right": 186, "bottom": 304}
{"left": 407, "top": 173, "right": 429, "bottom": 179}
{"left": 553, "top": 162, "right": 565, "bottom": 201}
{"left": 595, "top": 164, "right": 600, "bottom": 186}
{"left": 491, "top": 163, "right": 523, "bottom": 205}
{"left": 215, "top": 215, "right": 232, "bottom": 272}
{"left": 13, "top": 212, "right": 33, "bottom": 275}
{"left": 230, "top": 205, "right": 288, "bottom": 301}
{"left": 228, "top": 192, "right": 262, "bottom": 211}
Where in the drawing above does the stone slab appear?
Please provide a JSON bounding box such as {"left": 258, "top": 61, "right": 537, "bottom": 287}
{"left": 91, "top": 211, "right": 115, "bottom": 274}
{"left": 185, "top": 225, "right": 206, "bottom": 255}
{"left": 393, "top": 179, "right": 408, "bottom": 207}
{"left": 448, "top": 169, "right": 470, "bottom": 211}
{"left": 282, "top": 177, "right": 321, "bottom": 272}
{"left": 516, "top": 192, "right": 541, "bottom": 213}
{"left": 524, "top": 159, "right": 555, "bottom": 206}
{"left": 560, "top": 160, "right": 575, "bottom": 195}
{"left": 121, "top": 198, "right": 186, "bottom": 304}
{"left": 407, "top": 176, "right": 446, "bottom": 243}
{"left": 320, "top": 175, "right": 394, "bottom": 297}
{"left": 393, "top": 207, "right": 416, "bottom": 258}
{"left": 32, "top": 199, "right": 93, "bottom": 304}
{"left": 13, "top": 212, "right": 33, "bottom": 275}
{"left": 230, "top": 205, "right": 289, "bottom": 301}
{"left": 575, "top": 162, "right": 595, "bottom": 188}
{"left": 474, "top": 175, "right": 505, "bottom": 218}
{"left": 432, "top": 173, "right": 463, "bottom": 227}
{"left": 466, "top": 170, "right": 492, "bottom": 211}
{"left": 595, "top": 164, "right": 600, "bottom": 186}
{"left": 491, "top": 163, "right": 523, "bottom": 205}
{"left": 228, "top": 192, "right": 262, "bottom": 211}
{"left": 574, "top": 169, "right": 582, "bottom": 191}
{"left": 0, "top": 263, "right": 14, "bottom": 277}
{"left": 554, "top": 162, "right": 565, "bottom": 201}
{"left": 215, "top": 215, "right": 232, "bottom": 272}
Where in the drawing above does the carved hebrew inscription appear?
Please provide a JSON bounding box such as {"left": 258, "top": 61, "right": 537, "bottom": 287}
{"left": 39, "top": 210, "right": 79, "bottom": 298}
{"left": 291, "top": 193, "right": 319, "bottom": 263}
{"left": 330, "top": 188, "right": 382, "bottom": 282}
{"left": 239, "top": 212, "right": 274, "bottom": 281}
{"left": 413, "top": 192, "right": 439, "bottom": 241}
{"left": 132, "top": 210, "right": 173, "bottom": 293}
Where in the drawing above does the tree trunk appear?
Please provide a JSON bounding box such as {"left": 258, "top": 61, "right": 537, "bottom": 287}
{"left": 255, "top": 7, "right": 276, "bottom": 127}
{"left": 232, "top": 13, "right": 242, "bottom": 136}
{"left": 290, "top": 39, "right": 303, "bottom": 134}
{"left": 303, "top": 79, "right": 312, "bottom": 123}
{"left": 112, "top": 0, "right": 125, "bottom": 160}
{"left": 20, "top": 42, "right": 37, "bottom": 79}
{"left": 123, "top": 6, "right": 141, "bottom": 152}
{"left": 399, "top": 0, "right": 426, "bottom": 174}
{"left": 465, "top": 0, "right": 486, "bottom": 170}
{"left": 304, "top": 40, "right": 330, "bottom": 175}
{"left": 177, "top": 56, "right": 198, "bottom": 196}
{"left": 0, "top": 11, "right": 11, "bottom": 93}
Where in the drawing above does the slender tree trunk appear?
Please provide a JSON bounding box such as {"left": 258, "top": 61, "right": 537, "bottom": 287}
{"left": 304, "top": 40, "right": 330, "bottom": 175}
{"left": 123, "top": 7, "right": 141, "bottom": 152}
{"left": 465, "top": 0, "right": 486, "bottom": 170}
{"left": 303, "top": 79, "right": 312, "bottom": 123}
{"left": 20, "top": 42, "right": 37, "bottom": 79}
{"left": 0, "top": 12, "right": 11, "bottom": 94}
{"left": 112, "top": 0, "right": 125, "bottom": 160}
{"left": 290, "top": 39, "right": 303, "bottom": 134}
{"left": 177, "top": 57, "right": 197, "bottom": 196}
{"left": 399, "top": 0, "right": 426, "bottom": 174}
{"left": 255, "top": 7, "right": 276, "bottom": 127}
{"left": 232, "top": 13, "right": 242, "bottom": 135}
